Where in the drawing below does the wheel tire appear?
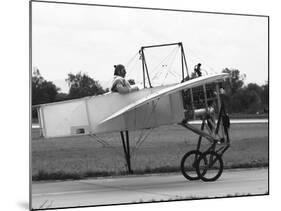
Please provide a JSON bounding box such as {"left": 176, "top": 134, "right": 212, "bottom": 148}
{"left": 196, "top": 151, "right": 224, "bottom": 182}
{"left": 181, "top": 150, "right": 206, "bottom": 181}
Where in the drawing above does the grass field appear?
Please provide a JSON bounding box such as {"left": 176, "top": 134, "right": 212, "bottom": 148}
{"left": 31, "top": 123, "right": 268, "bottom": 181}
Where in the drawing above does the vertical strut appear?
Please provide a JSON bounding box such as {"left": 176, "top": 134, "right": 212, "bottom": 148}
{"left": 140, "top": 48, "right": 146, "bottom": 88}
{"left": 120, "top": 131, "right": 133, "bottom": 174}
{"left": 215, "top": 83, "right": 221, "bottom": 111}
{"left": 120, "top": 131, "right": 127, "bottom": 155}
{"left": 125, "top": 131, "right": 132, "bottom": 173}
{"left": 196, "top": 120, "right": 205, "bottom": 152}
{"left": 190, "top": 88, "right": 195, "bottom": 119}
{"left": 142, "top": 50, "right": 152, "bottom": 88}
{"left": 180, "top": 43, "right": 189, "bottom": 79}
{"left": 180, "top": 43, "right": 185, "bottom": 81}
{"left": 203, "top": 84, "right": 208, "bottom": 111}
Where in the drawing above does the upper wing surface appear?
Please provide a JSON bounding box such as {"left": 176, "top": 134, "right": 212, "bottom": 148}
{"left": 99, "top": 73, "right": 229, "bottom": 124}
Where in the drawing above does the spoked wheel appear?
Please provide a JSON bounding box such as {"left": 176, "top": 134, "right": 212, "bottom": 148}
{"left": 180, "top": 150, "right": 207, "bottom": 180}
{"left": 196, "top": 151, "right": 223, "bottom": 182}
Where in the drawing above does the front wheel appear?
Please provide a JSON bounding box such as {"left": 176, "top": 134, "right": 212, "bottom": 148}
{"left": 181, "top": 150, "right": 207, "bottom": 180}
{"left": 196, "top": 151, "right": 223, "bottom": 182}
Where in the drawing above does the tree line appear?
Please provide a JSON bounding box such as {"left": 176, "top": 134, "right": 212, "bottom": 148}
{"left": 32, "top": 67, "right": 268, "bottom": 118}
{"left": 32, "top": 68, "right": 108, "bottom": 106}
{"left": 32, "top": 68, "right": 108, "bottom": 118}
{"left": 222, "top": 68, "right": 268, "bottom": 114}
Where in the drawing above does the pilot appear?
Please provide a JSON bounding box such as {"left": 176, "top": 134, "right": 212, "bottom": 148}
{"left": 111, "top": 64, "right": 139, "bottom": 94}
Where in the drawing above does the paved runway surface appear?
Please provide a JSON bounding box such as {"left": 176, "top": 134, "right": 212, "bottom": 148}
{"left": 32, "top": 168, "right": 268, "bottom": 209}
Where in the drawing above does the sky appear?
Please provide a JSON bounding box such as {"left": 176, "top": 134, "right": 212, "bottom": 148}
{"left": 32, "top": 1, "right": 268, "bottom": 93}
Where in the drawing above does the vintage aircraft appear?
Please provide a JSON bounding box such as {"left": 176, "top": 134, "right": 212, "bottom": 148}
{"left": 34, "top": 42, "right": 231, "bottom": 182}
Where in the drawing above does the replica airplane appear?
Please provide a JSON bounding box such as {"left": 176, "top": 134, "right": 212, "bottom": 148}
{"left": 34, "top": 42, "right": 231, "bottom": 182}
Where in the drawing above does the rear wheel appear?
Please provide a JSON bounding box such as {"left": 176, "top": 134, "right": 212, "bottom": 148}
{"left": 196, "top": 151, "right": 223, "bottom": 182}
{"left": 181, "top": 150, "right": 207, "bottom": 180}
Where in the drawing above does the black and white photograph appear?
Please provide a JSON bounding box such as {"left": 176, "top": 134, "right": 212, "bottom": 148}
{"left": 30, "top": 1, "right": 269, "bottom": 210}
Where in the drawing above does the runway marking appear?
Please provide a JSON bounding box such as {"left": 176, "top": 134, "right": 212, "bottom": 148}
{"left": 31, "top": 119, "right": 268, "bottom": 128}
{"left": 189, "top": 119, "right": 268, "bottom": 124}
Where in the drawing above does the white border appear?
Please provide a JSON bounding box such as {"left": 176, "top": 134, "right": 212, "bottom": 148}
{"left": 1, "top": 1, "right": 278, "bottom": 211}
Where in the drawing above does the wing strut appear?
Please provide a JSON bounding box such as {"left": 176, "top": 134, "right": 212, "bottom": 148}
{"left": 120, "top": 130, "right": 133, "bottom": 174}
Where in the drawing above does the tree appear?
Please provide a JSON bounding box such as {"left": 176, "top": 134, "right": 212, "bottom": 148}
{"left": 32, "top": 68, "right": 60, "bottom": 105}
{"left": 247, "top": 83, "right": 263, "bottom": 97}
{"left": 32, "top": 68, "right": 60, "bottom": 119}
{"left": 261, "top": 81, "right": 269, "bottom": 112}
{"left": 55, "top": 92, "right": 69, "bottom": 102}
{"left": 66, "top": 72, "right": 105, "bottom": 99}
{"left": 231, "top": 88, "right": 261, "bottom": 113}
{"left": 222, "top": 68, "right": 246, "bottom": 94}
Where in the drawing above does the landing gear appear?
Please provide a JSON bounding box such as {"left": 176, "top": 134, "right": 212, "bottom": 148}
{"left": 180, "top": 100, "right": 230, "bottom": 182}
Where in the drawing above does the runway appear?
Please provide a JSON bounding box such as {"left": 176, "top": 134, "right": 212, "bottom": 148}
{"left": 32, "top": 168, "right": 268, "bottom": 209}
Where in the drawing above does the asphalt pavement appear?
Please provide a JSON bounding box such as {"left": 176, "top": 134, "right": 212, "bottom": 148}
{"left": 32, "top": 168, "right": 268, "bottom": 209}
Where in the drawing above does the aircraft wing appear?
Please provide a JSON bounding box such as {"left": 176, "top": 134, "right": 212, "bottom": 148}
{"left": 99, "top": 73, "right": 228, "bottom": 125}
